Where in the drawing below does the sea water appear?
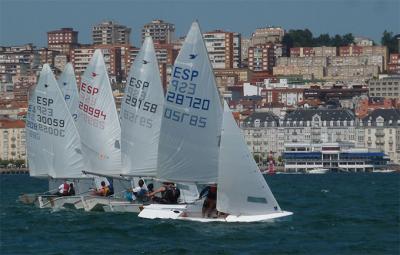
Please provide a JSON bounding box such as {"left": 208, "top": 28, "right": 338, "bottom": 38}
{"left": 0, "top": 173, "right": 399, "bottom": 255}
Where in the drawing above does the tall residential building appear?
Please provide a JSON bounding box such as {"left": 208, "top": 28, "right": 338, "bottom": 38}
{"left": 92, "top": 21, "right": 131, "bottom": 45}
{"left": 248, "top": 43, "right": 275, "bottom": 72}
{"left": 0, "top": 119, "right": 26, "bottom": 162}
{"left": 71, "top": 45, "right": 122, "bottom": 82}
{"left": 142, "top": 19, "right": 175, "bottom": 44}
{"left": 0, "top": 44, "right": 40, "bottom": 83}
{"left": 47, "top": 28, "right": 78, "bottom": 56}
{"left": 203, "top": 30, "right": 241, "bottom": 69}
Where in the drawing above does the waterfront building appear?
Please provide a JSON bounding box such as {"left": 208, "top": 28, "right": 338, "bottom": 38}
{"left": 283, "top": 143, "right": 388, "bottom": 172}
{"left": 92, "top": 21, "right": 131, "bottom": 45}
{"left": 368, "top": 75, "right": 400, "bottom": 99}
{"left": 360, "top": 109, "right": 400, "bottom": 164}
{"left": 0, "top": 119, "right": 26, "bottom": 163}
{"left": 203, "top": 30, "right": 241, "bottom": 69}
{"left": 47, "top": 28, "right": 78, "bottom": 57}
{"left": 242, "top": 108, "right": 358, "bottom": 157}
{"left": 142, "top": 19, "right": 175, "bottom": 44}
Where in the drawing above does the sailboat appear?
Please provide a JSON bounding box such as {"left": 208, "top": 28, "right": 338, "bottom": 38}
{"left": 139, "top": 22, "right": 292, "bottom": 222}
{"left": 57, "top": 63, "right": 80, "bottom": 122}
{"left": 103, "top": 36, "right": 165, "bottom": 212}
{"left": 25, "top": 64, "right": 91, "bottom": 209}
{"left": 76, "top": 49, "right": 130, "bottom": 211}
{"left": 103, "top": 36, "right": 199, "bottom": 213}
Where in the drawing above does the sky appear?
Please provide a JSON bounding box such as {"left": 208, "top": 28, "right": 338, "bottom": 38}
{"left": 0, "top": 0, "right": 399, "bottom": 47}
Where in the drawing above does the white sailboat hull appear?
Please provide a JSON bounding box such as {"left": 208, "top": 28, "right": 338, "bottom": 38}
{"left": 36, "top": 195, "right": 84, "bottom": 210}
{"left": 103, "top": 201, "right": 144, "bottom": 213}
{"left": 138, "top": 202, "right": 293, "bottom": 223}
{"left": 81, "top": 196, "right": 130, "bottom": 212}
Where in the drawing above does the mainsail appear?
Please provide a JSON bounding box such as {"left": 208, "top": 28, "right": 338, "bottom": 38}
{"left": 77, "top": 49, "right": 121, "bottom": 175}
{"left": 217, "top": 101, "right": 281, "bottom": 215}
{"left": 121, "top": 37, "right": 164, "bottom": 177}
{"left": 26, "top": 64, "right": 86, "bottom": 178}
{"left": 57, "top": 63, "right": 80, "bottom": 122}
{"left": 156, "top": 22, "right": 223, "bottom": 183}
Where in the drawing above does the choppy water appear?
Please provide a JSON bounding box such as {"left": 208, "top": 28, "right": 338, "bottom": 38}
{"left": 1, "top": 173, "right": 399, "bottom": 255}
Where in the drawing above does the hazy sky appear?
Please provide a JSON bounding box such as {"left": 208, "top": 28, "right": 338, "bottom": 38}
{"left": 0, "top": 0, "right": 399, "bottom": 47}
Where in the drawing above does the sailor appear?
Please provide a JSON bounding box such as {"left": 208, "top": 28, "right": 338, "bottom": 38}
{"left": 56, "top": 181, "right": 70, "bottom": 196}
{"left": 95, "top": 181, "right": 110, "bottom": 196}
{"left": 68, "top": 183, "right": 75, "bottom": 196}
{"left": 125, "top": 179, "right": 148, "bottom": 202}
{"left": 200, "top": 184, "right": 217, "bottom": 218}
{"left": 148, "top": 182, "right": 180, "bottom": 204}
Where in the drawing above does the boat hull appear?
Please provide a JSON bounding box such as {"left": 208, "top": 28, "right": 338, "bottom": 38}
{"left": 36, "top": 195, "right": 84, "bottom": 209}
{"left": 138, "top": 202, "right": 293, "bottom": 223}
{"left": 81, "top": 196, "right": 130, "bottom": 212}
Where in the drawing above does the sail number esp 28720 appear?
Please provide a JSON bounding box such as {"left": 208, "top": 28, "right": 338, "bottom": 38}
{"left": 164, "top": 67, "right": 209, "bottom": 128}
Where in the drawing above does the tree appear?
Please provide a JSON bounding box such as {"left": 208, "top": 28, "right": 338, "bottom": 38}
{"left": 342, "top": 33, "right": 355, "bottom": 46}
{"left": 332, "top": 34, "right": 343, "bottom": 47}
{"left": 314, "top": 33, "right": 331, "bottom": 46}
{"left": 381, "top": 30, "right": 398, "bottom": 54}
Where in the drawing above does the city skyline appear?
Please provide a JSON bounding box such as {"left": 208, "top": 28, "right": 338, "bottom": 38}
{"left": 0, "top": 0, "right": 399, "bottom": 47}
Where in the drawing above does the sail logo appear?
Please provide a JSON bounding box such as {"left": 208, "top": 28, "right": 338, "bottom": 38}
{"left": 189, "top": 54, "right": 197, "bottom": 59}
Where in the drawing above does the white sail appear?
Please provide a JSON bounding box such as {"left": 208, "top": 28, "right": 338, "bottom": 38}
{"left": 157, "top": 22, "right": 223, "bottom": 183}
{"left": 121, "top": 37, "right": 163, "bottom": 176}
{"left": 217, "top": 101, "right": 282, "bottom": 215}
{"left": 26, "top": 64, "right": 86, "bottom": 178}
{"left": 77, "top": 50, "right": 121, "bottom": 175}
{"left": 57, "top": 63, "right": 79, "bottom": 122}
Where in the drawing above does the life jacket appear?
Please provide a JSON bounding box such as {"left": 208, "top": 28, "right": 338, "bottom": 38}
{"left": 162, "top": 186, "right": 180, "bottom": 204}
{"left": 103, "top": 186, "right": 110, "bottom": 196}
{"left": 62, "top": 183, "right": 70, "bottom": 196}
{"left": 207, "top": 186, "right": 217, "bottom": 200}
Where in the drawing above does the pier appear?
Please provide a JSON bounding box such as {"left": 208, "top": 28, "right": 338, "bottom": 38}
{"left": 0, "top": 168, "right": 29, "bottom": 174}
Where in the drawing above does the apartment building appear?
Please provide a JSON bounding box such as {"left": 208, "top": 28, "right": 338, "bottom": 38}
{"left": 71, "top": 45, "right": 122, "bottom": 82}
{"left": 388, "top": 53, "right": 400, "bottom": 74}
{"left": 142, "top": 19, "right": 175, "bottom": 44}
{"left": 92, "top": 21, "right": 131, "bottom": 45}
{"left": 47, "top": 28, "right": 78, "bottom": 56}
{"left": 248, "top": 43, "right": 275, "bottom": 72}
{"left": 203, "top": 30, "right": 241, "bottom": 69}
{"left": 0, "top": 44, "right": 40, "bottom": 83}
{"left": 0, "top": 119, "right": 26, "bottom": 162}
{"left": 360, "top": 109, "right": 400, "bottom": 164}
{"left": 368, "top": 76, "right": 400, "bottom": 99}
{"left": 250, "top": 26, "right": 285, "bottom": 45}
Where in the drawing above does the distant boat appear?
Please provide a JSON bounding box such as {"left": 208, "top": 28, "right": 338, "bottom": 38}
{"left": 372, "top": 169, "right": 396, "bottom": 173}
{"left": 306, "top": 168, "right": 330, "bottom": 174}
{"left": 138, "top": 22, "right": 292, "bottom": 222}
